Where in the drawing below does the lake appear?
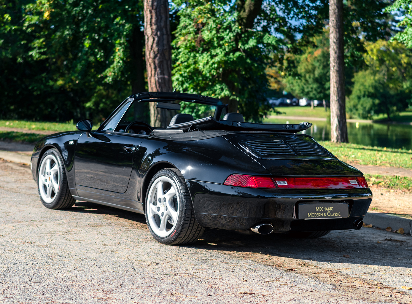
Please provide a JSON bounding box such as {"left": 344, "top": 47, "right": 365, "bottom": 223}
{"left": 266, "top": 118, "right": 412, "bottom": 150}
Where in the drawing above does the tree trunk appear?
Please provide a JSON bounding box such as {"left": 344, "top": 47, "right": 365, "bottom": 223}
{"left": 130, "top": 26, "right": 149, "bottom": 124}
{"left": 329, "top": 0, "right": 348, "bottom": 143}
{"left": 144, "top": 0, "right": 174, "bottom": 128}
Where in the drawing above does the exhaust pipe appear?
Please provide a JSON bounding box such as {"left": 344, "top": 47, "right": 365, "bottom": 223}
{"left": 354, "top": 219, "right": 363, "bottom": 230}
{"left": 251, "top": 223, "right": 274, "bottom": 235}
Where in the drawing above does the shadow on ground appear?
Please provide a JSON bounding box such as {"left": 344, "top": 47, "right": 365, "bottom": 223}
{"left": 67, "top": 201, "right": 412, "bottom": 269}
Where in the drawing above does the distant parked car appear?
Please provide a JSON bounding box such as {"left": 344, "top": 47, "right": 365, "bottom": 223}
{"left": 299, "top": 98, "right": 309, "bottom": 106}
{"left": 268, "top": 97, "right": 288, "bottom": 107}
{"left": 313, "top": 100, "right": 330, "bottom": 107}
{"left": 313, "top": 100, "right": 321, "bottom": 107}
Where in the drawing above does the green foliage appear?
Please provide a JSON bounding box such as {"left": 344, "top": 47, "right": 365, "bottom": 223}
{"left": 278, "top": 0, "right": 398, "bottom": 100}
{"left": 172, "top": 0, "right": 275, "bottom": 122}
{"left": 387, "top": 0, "right": 412, "bottom": 48}
{"left": 0, "top": 0, "right": 145, "bottom": 122}
{"left": 348, "top": 40, "right": 412, "bottom": 119}
{"left": 284, "top": 32, "right": 330, "bottom": 100}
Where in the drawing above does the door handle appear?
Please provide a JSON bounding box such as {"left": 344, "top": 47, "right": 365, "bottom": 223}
{"left": 123, "top": 146, "right": 136, "bottom": 152}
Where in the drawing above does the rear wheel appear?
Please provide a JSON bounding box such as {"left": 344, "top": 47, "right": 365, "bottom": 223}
{"left": 145, "top": 168, "right": 204, "bottom": 245}
{"left": 37, "top": 148, "right": 75, "bottom": 209}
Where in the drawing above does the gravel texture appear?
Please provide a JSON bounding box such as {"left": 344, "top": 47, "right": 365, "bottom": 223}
{"left": 1, "top": 159, "right": 412, "bottom": 303}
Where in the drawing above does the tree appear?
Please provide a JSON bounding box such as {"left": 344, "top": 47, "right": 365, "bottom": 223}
{"left": 284, "top": 33, "right": 330, "bottom": 101}
{"left": 387, "top": 0, "right": 412, "bottom": 48}
{"left": 347, "top": 40, "right": 412, "bottom": 119}
{"left": 173, "top": 0, "right": 303, "bottom": 122}
{"left": 144, "top": 0, "right": 174, "bottom": 128}
{"left": 329, "top": 0, "right": 347, "bottom": 143}
{"left": 0, "top": 0, "right": 146, "bottom": 122}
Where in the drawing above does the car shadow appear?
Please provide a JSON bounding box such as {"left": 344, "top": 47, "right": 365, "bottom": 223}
{"left": 66, "top": 201, "right": 411, "bottom": 269}
{"left": 65, "top": 201, "right": 147, "bottom": 225}
{"left": 196, "top": 228, "right": 412, "bottom": 269}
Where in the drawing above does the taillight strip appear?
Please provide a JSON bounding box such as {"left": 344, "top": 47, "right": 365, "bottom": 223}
{"left": 224, "top": 174, "right": 368, "bottom": 189}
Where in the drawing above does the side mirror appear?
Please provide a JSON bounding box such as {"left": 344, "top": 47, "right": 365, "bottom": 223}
{"left": 76, "top": 119, "right": 93, "bottom": 132}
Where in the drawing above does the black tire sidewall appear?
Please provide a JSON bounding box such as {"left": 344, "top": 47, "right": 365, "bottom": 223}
{"left": 37, "top": 148, "right": 66, "bottom": 209}
{"left": 145, "top": 169, "right": 190, "bottom": 244}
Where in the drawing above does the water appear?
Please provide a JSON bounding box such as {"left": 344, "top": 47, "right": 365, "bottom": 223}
{"left": 267, "top": 118, "right": 412, "bottom": 150}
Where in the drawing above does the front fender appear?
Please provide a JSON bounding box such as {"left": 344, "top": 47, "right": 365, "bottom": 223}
{"left": 31, "top": 131, "right": 82, "bottom": 194}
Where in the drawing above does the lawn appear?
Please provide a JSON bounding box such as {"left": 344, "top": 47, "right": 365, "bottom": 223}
{"left": 0, "top": 120, "right": 76, "bottom": 132}
{"left": 0, "top": 131, "right": 45, "bottom": 143}
{"left": 365, "top": 174, "right": 412, "bottom": 192}
{"left": 269, "top": 106, "right": 412, "bottom": 123}
{"left": 270, "top": 106, "right": 330, "bottom": 118}
{"left": 319, "top": 141, "right": 412, "bottom": 169}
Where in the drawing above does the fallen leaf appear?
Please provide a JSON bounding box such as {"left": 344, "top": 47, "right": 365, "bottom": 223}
{"left": 386, "top": 227, "right": 392, "bottom": 232}
{"left": 377, "top": 241, "right": 381, "bottom": 244}
{"left": 401, "top": 286, "right": 412, "bottom": 290}
{"left": 363, "top": 223, "right": 372, "bottom": 228}
{"left": 343, "top": 255, "right": 350, "bottom": 258}
{"left": 397, "top": 228, "right": 405, "bottom": 234}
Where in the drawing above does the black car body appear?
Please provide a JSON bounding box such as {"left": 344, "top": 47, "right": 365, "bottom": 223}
{"left": 31, "top": 92, "right": 372, "bottom": 244}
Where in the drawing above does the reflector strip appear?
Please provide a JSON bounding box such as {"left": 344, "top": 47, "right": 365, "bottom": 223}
{"left": 224, "top": 174, "right": 368, "bottom": 189}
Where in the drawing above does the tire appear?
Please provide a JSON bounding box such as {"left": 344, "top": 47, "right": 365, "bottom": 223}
{"left": 288, "top": 231, "right": 330, "bottom": 239}
{"left": 145, "top": 168, "right": 204, "bottom": 245}
{"left": 37, "top": 148, "right": 75, "bottom": 210}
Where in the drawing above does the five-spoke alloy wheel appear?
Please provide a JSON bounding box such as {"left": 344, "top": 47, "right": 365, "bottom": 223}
{"left": 145, "top": 169, "right": 204, "bottom": 245}
{"left": 37, "top": 148, "right": 75, "bottom": 209}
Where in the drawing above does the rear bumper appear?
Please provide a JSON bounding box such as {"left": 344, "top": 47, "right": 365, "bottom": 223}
{"left": 188, "top": 180, "right": 372, "bottom": 232}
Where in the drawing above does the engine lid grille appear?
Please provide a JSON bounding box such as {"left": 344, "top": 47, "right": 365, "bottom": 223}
{"left": 240, "top": 135, "right": 334, "bottom": 159}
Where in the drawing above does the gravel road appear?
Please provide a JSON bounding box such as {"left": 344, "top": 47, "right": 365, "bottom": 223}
{"left": 1, "top": 159, "right": 412, "bottom": 303}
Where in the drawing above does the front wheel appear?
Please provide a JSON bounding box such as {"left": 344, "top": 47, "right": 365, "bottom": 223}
{"left": 145, "top": 168, "right": 204, "bottom": 245}
{"left": 37, "top": 148, "right": 75, "bottom": 209}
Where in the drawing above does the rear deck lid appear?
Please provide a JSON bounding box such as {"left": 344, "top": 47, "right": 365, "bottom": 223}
{"left": 224, "top": 132, "right": 362, "bottom": 176}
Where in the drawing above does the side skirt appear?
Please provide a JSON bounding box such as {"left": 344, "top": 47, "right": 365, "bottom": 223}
{"left": 72, "top": 195, "right": 144, "bottom": 214}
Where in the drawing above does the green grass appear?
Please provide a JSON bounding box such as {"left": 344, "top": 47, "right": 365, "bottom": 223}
{"left": 269, "top": 106, "right": 412, "bottom": 123}
{"left": 372, "top": 111, "right": 412, "bottom": 123}
{"left": 0, "top": 119, "right": 76, "bottom": 132}
{"left": 270, "top": 106, "right": 330, "bottom": 118}
{"left": 0, "top": 131, "right": 45, "bottom": 143}
{"left": 319, "top": 141, "right": 412, "bottom": 169}
{"left": 365, "top": 174, "right": 412, "bottom": 192}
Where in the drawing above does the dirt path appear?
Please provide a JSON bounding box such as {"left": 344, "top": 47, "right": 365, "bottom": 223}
{"left": 369, "top": 186, "right": 412, "bottom": 217}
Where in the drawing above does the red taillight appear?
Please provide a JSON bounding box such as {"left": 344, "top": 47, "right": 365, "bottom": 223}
{"left": 223, "top": 175, "right": 276, "bottom": 188}
{"left": 224, "top": 175, "right": 368, "bottom": 189}
{"left": 356, "top": 176, "right": 368, "bottom": 188}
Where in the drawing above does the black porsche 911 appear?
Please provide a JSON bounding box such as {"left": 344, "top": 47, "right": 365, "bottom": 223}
{"left": 31, "top": 92, "right": 372, "bottom": 245}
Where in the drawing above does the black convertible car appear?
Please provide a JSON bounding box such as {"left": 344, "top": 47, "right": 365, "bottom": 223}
{"left": 31, "top": 92, "right": 372, "bottom": 245}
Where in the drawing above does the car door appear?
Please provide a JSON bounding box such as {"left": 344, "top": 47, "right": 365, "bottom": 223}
{"left": 74, "top": 131, "right": 138, "bottom": 194}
